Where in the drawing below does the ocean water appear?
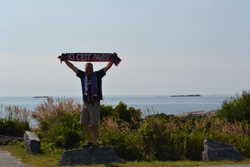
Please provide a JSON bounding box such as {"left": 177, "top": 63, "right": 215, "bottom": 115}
{"left": 0, "top": 94, "right": 234, "bottom": 115}
{"left": 0, "top": 95, "right": 234, "bottom": 127}
{"left": 102, "top": 95, "right": 233, "bottom": 115}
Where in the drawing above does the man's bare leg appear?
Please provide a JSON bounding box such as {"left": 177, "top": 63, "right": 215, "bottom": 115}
{"left": 92, "top": 125, "right": 98, "bottom": 145}
{"left": 83, "top": 124, "right": 92, "bottom": 142}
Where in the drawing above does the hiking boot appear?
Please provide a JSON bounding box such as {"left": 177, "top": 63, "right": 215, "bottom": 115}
{"left": 82, "top": 141, "right": 93, "bottom": 148}
{"left": 88, "top": 143, "right": 98, "bottom": 153}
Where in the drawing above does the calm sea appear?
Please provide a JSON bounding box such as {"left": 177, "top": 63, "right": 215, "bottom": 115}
{"left": 0, "top": 95, "right": 234, "bottom": 127}
{"left": 0, "top": 95, "right": 234, "bottom": 116}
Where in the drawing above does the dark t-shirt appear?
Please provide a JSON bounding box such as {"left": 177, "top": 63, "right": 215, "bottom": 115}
{"left": 77, "top": 69, "right": 106, "bottom": 102}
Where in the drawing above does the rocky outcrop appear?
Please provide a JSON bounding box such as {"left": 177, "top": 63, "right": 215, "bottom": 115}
{"left": 202, "top": 138, "right": 243, "bottom": 161}
{"left": 0, "top": 135, "right": 23, "bottom": 145}
{"left": 175, "top": 110, "right": 217, "bottom": 118}
{"left": 23, "top": 131, "right": 40, "bottom": 153}
{"left": 57, "top": 146, "right": 124, "bottom": 166}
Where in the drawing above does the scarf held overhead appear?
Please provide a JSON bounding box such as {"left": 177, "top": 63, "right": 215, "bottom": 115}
{"left": 58, "top": 53, "right": 121, "bottom": 66}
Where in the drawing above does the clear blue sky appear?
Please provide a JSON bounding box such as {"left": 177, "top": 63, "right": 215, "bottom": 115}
{"left": 1, "top": 0, "right": 249, "bottom": 96}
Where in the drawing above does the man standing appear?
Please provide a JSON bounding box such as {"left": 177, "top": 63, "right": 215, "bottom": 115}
{"left": 62, "top": 52, "right": 117, "bottom": 153}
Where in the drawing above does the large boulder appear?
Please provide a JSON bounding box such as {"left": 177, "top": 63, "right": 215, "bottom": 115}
{"left": 176, "top": 110, "right": 217, "bottom": 118}
{"left": 0, "top": 135, "right": 23, "bottom": 145}
{"left": 23, "top": 131, "right": 40, "bottom": 153}
{"left": 57, "top": 146, "right": 124, "bottom": 166}
{"left": 202, "top": 138, "right": 243, "bottom": 161}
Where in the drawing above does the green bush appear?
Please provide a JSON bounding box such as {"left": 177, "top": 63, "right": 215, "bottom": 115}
{"left": 0, "top": 118, "right": 30, "bottom": 137}
{"left": 100, "top": 104, "right": 118, "bottom": 120}
{"left": 0, "top": 105, "right": 31, "bottom": 137}
{"left": 39, "top": 111, "right": 86, "bottom": 149}
{"left": 99, "top": 124, "right": 143, "bottom": 161}
{"left": 138, "top": 116, "right": 204, "bottom": 161}
{"left": 32, "top": 97, "right": 82, "bottom": 134}
{"left": 100, "top": 101, "right": 142, "bottom": 129}
{"left": 139, "top": 117, "right": 170, "bottom": 160}
{"left": 216, "top": 90, "right": 250, "bottom": 123}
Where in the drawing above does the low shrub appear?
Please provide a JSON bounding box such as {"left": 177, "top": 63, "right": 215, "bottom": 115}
{"left": 139, "top": 116, "right": 170, "bottom": 160}
{"left": 99, "top": 117, "right": 143, "bottom": 161}
{"left": 32, "top": 97, "right": 82, "bottom": 133}
{"left": 44, "top": 112, "right": 86, "bottom": 149}
{"left": 100, "top": 101, "right": 142, "bottom": 129}
{"left": 30, "top": 97, "right": 87, "bottom": 150}
{"left": 216, "top": 90, "right": 250, "bottom": 123}
{"left": 0, "top": 105, "right": 31, "bottom": 137}
{"left": 0, "top": 118, "right": 30, "bottom": 137}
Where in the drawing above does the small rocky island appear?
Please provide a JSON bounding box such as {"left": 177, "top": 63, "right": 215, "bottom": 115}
{"left": 170, "top": 94, "right": 201, "bottom": 97}
{"left": 33, "top": 96, "right": 49, "bottom": 98}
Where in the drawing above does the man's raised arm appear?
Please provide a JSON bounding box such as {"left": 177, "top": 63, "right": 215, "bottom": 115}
{"left": 61, "top": 54, "right": 78, "bottom": 75}
{"left": 60, "top": 53, "right": 78, "bottom": 74}
{"left": 64, "top": 60, "right": 78, "bottom": 74}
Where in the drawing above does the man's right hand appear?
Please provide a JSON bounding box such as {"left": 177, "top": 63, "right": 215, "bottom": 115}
{"left": 113, "top": 52, "right": 117, "bottom": 56}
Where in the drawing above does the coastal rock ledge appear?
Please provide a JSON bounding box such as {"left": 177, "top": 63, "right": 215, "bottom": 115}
{"left": 175, "top": 110, "right": 217, "bottom": 118}
{"left": 57, "top": 146, "right": 124, "bottom": 166}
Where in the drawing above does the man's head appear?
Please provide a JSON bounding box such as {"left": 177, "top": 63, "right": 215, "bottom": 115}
{"left": 85, "top": 63, "right": 93, "bottom": 76}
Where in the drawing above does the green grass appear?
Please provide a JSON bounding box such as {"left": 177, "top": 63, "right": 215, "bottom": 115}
{"left": 1, "top": 144, "right": 250, "bottom": 167}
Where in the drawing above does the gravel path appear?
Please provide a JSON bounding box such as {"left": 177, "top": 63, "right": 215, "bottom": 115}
{"left": 0, "top": 151, "right": 28, "bottom": 167}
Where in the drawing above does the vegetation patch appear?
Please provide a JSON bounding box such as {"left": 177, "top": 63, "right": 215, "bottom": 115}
{"left": 1, "top": 143, "right": 250, "bottom": 167}
{"left": 0, "top": 105, "right": 31, "bottom": 137}
{"left": 1, "top": 90, "right": 250, "bottom": 166}
{"left": 216, "top": 90, "right": 250, "bottom": 123}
